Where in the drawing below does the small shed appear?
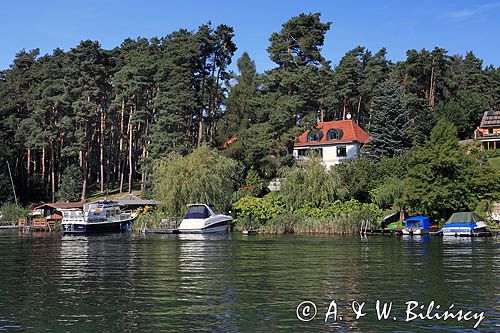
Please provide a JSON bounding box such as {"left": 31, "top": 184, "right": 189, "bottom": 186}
{"left": 28, "top": 202, "right": 85, "bottom": 230}
{"left": 404, "top": 216, "right": 431, "bottom": 229}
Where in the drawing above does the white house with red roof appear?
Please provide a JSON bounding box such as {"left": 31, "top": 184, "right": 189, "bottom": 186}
{"left": 293, "top": 120, "right": 371, "bottom": 168}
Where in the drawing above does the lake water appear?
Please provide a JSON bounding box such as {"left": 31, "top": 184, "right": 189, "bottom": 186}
{"left": 0, "top": 231, "right": 498, "bottom": 332}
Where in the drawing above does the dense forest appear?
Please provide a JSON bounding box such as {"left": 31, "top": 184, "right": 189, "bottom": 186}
{"left": 1, "top": 12, "right": 499, "bottom": 205}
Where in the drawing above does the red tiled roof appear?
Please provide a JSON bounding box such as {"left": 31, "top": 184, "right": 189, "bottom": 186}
{"left": 294, "top": 120, "right": 371, "bottom": 147}
{"left": 222, "top": 136, "right": 238, "bottom": 148}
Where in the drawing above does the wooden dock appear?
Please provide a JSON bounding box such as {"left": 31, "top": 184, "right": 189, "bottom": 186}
{"left": 141, "top": 217, "right": 180, "bottom": 234}
{"left": 0, "top": 225, "right": 17, "bottom": 230}
{"left": 362, "top": 228, "right": 400, "bottom": 235}
{"left": 144, "top": 228, "right": 179, "bottom": 234}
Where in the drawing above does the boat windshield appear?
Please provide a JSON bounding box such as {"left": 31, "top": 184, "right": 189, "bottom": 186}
{"left": 184, "top": 205, "right": 211, "bottom": 219}
{"left": 406, "top": 220, "right": 421, "bottom": 228}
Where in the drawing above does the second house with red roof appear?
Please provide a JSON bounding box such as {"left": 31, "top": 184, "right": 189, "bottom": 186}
{"left": 293, "top": 119, "right": 371, "bottom": 169}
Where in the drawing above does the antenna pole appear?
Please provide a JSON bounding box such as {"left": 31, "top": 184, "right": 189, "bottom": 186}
{"left": 6, "top": 160, "right": 18, "bottom": 205}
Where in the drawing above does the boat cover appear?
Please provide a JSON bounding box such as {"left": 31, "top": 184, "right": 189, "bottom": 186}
{"left": 446, "top": 212, "right": 483, "bottom": 224}
{"left": 404, "top": 216, "right": 431, "bottom": 229}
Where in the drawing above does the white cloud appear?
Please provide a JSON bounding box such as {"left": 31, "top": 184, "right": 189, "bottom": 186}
{"left": 444, "top": 1, "right": 500, "bottom": 20}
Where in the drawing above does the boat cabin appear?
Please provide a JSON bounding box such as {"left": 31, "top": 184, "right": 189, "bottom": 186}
{"left": 404, "top": 216, "right": 431, "bottom": 230}
{"left": 183, "top": 204, "right": 215, "bottom": 219}
{"left": 84, "top": 200, "right": 123, "bottom": 223}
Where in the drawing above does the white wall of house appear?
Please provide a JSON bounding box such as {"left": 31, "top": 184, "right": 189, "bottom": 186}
{"left": 293, "top": 142, "right": 361, "bottom": 169}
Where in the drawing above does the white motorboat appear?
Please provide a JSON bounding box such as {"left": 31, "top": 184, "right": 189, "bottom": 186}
{"left": 62, "top": 200, "right": 136, "bottom": 233}
{"left": 178, "top": 204, "right": 232, "bottom": 233}
{"left": 441, "top": 212, "right": 493, "bottom": 237}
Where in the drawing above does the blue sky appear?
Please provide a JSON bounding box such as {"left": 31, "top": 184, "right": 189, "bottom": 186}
{"left": 1, "top": 0, "right": 499, "bottom": 72}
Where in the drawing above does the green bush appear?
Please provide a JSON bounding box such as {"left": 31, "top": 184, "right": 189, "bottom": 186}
{"left": 231, "top": 189, "right": 257, "bottom": 204}
{"left": 279, "top": 157, "right": 344, "bottom": 210}
{"left": 0, "top": 202, "right": 29, "bottom": 223}
{"left": 234, "top": 196, "right": 384, "bottom": 234}
{"left": 131, "top": 208, "right": 167, "bottom": 231}
{"left": 233, "top": 193, "right": 286, "bottom": 229}
{"left": 152, "top": 146, "right": 241, "bottom": 215}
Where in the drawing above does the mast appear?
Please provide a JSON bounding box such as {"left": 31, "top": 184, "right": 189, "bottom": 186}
{"left": 6, "top": 160, "right": 18, "bottom": 205}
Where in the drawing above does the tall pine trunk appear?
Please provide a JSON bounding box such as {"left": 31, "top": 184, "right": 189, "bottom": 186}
{"left": 42, "top": 147, "right": 45, "bottom": 181}
{"left": 80, "top": 144, "right": 87, "bottom": 202}
{"left": 128, "top": 102, "right": 135, "bottom": 194}
{"left": 99, "top": 107, "right": 105, "bottom": 193}
{"left": 119, "top": 98, "right": 125, "bottom": 193}
{"left": 27, "top": 145, "right": 31, "bottom": 177}
{"left": 356, "top": 95, "right": 362, "bottom": 121}
{"left": 342, "top": 97, "right": 348, "bottom": 120}
{"left": 429, "top": 60, "right": 436, "bottom": 109}
{"left": 50, "top": 141, "right": 56, "bottom": 202}
{"left": 141, "top": 118, "right": 149, "bottom": 193}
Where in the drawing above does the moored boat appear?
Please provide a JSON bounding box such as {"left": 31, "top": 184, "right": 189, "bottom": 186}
{"left": 402, "top": 216, "right": 431, "bottom": 235}
{"left": 62, "top": 200, "right": 136, "bottom": 233}
{"left": 178, "top": 204, "right": 232, "bottom": 233}
{"left": 442, "top": 212, "right": 493, "bottom": 237}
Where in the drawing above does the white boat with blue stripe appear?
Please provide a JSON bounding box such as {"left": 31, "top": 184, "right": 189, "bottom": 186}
{"left": 442, "top": 212, "right": 492, "bottom": 237}
{"left": 178, "top": 204, "right": 232, "bottom": 233}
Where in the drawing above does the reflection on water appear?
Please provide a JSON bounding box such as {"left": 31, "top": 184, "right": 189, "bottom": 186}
{"left": 0, "top": 231, "right": 498, "bottom": 332}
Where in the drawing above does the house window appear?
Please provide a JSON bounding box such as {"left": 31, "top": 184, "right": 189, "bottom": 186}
{"left": 307, "top": 130, "right": 322, "bottom": 142}
{"left": 297, "top": 149, "right": 308, "bottom": 157}
{"left": 311, "top": 148, "right": 323, "bottom": 158}
{"left": 326, "top": 128, "right": 343, "bottom": 141}
{"left": 297, "top": 148, "right": 323, "bottom": 158}
{"left": 337, "top": 146, "right": 347, "bottom": 157}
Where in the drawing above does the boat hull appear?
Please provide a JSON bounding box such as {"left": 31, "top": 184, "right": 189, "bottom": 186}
{"left": 62, "top": 218, "right": 135, "bottom": 234}
{"left": 178, "top": 220, "right": 231, "bottom": 234}
{"left": 402, "top": 228, "right": 429, "bottom": 235}
{"left": 441, "top": 221, "right": 492, "bottom": 237}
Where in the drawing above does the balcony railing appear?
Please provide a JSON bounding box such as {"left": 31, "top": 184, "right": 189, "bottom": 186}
{"left": 476, "top": 132, "right": 500, "bottom": 139}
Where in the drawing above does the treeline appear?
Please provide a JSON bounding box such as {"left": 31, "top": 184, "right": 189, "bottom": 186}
{"left": 1, "top": 13, "right": 499, "bottom": 204}
{"left": 0, "top": 24, "right": 236, "bottom": 203}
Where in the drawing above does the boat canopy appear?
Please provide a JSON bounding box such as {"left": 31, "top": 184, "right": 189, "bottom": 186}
{"left": 184, "top": 205, "right": 212, "bottom": 219}
{"left": 404, "top": 216, "right": 431, "bottom": 229}
{"left": 446, "top": 212, "right": 483, "bottom": 224}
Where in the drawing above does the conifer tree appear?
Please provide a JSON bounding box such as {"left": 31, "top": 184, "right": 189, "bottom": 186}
{"left": 366, "top": 80, "right": 411, "bottom": 158}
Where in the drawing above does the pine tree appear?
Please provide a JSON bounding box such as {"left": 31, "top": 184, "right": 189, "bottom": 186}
{"left": 366, "top": 80, "right": 411, "bottom": 158}
{"left": 404, "top": 119, "right": 474, "bottom": 218}
{"left": 217, "top": 52, "right": 258, "bottom": 141}
{"left": 59, "top": 165, "right": 83, "bottom": 202}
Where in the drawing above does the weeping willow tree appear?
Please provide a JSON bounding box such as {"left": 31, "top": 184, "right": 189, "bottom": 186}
{"left": 151, "top": 146, "right": 241, "bottom": 215}
{"left": 279, "top": 157, "right": 345, "bottom": 211}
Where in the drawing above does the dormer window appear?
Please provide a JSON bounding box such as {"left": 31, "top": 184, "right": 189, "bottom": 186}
{"left": 307, "top": 130, "right": 322, "bottom": 142}
{"left": 326, "top": 128, "right": 343, "bottom": 141}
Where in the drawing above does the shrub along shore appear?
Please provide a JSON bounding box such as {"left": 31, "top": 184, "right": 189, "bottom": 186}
{"left": 145, "top": 119, "right": 500, "bottom": 235}
{"left": 2, "top": 13, "right": 499, "bottom": 234}
{"left": 233, "top": 197, "right": 383, "bottom": 234}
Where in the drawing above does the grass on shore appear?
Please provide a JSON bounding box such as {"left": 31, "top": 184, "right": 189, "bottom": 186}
{"left": 489, "top": 156, "right": 500, "bottom": 171}
{"left": 85, "top": 183, "right": 144, "bottom": 202}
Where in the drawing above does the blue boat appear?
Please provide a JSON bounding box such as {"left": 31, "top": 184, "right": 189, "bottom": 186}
{"left": 402, "top": 216, "right": 431, "bottom": 235}
{"left": 442, "top": 212, "right": 492, "bottom": 237}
